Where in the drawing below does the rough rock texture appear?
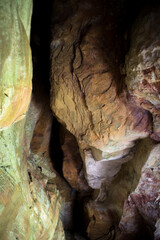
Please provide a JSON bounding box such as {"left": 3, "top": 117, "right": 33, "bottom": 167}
{"left": 50, "top": 0, "right": 151, "bottom": 190}
{"left": 30, "top": 97, "right": 53, "bottom": 157}
{"left": 1, "top": 0, "right": 160, "bottom": 239}
{"left": 0, "top": 1, "right": 65, "bottom": 239}
{"left": 62, "top": 130, "right": 91, "bottom": 192}
{"left": 117, "top": 144, "right": 160, "bottom": 240}
{"left": 0, "top": 0, "right": 32, "bottom": 130}
{"left": 125, "top": 5, "right": 160, "bottom": 141}
{"left": 85, "top": 138, "right": 154, "bottom": 239}
{"left": 26, "top": 95, "right": 75, "bottom": 232}
{"left": 84, "top": 199, "right": 117, "bottom": 240}
{"left": 50, "top": 1, "right": 160, "bottom": 238}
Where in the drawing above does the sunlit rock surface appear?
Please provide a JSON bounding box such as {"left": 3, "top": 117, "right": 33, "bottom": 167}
{"left": 0, "top": 1, "right": 65, "bottom": 239}
{"left": 0, "top": 0, "right": 32, "bottom": 130}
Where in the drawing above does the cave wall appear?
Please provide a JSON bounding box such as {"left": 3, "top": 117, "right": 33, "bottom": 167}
{"left": 50, "top": 0, "right": 151, "bottom": 192}
{"left": 50, "top": 0, "right": 160, "bottom": 239}
{"left": 0, "top": 0, "right": 160, "bottom": 239}
{"left": 0, "top": 1, "right": 65, "bottom": 239}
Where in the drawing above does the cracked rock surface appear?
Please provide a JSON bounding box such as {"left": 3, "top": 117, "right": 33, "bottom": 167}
{"left": 50, "top": 0, "right": 152, "bottom": 191}
{"left": 50, "top": 0, "right": 160, "bottom": 238}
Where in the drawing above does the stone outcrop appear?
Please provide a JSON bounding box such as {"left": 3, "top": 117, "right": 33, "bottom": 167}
{"left": 0, "top": 1, "right": 65, "bottom": 239}
{"left": 85, "top": 138, "right": 154, "bottom": 239}
{"left": 26, "top": 94, "right": 74, "bottom": 232}
{"left": 0, "top": 0, "right": 32, "bottom": 130}
{"left": 125, "top": 5, "right": 160, "bottom": 141}
{"left": 117, "top": 144, "right": 160, "bottom": 240}
{"left": 50, "top": 0, "right": 160, "bottom": 239}
{"left": 1, "top": 0, "right": 160, "bottom": 239}
{"left": 62, "top": 130, "right": 91, "bottom": 192}
{"left": 50, "top": 0, "right": 151, "bottom": 191}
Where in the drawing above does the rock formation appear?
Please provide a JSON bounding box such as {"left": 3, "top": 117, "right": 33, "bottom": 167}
{"left": 0, "top": 1, "right": 65, "bottom": 239}
{"left": 117, "top": 144, "right": 160, "bottom": 240}
{"left": 125, "top": 5, "right": 160, "bottom": 141}
{"left": 62, "top": 130, "right": 91, "bottom": 192}
{"left": 50, "top": 0, "right": 160, "bottom": 238}
{"left": 0, "top": 0, "right": 32, "bottom": 130}
{"left": 0, "top": 0, "right": 160, "bottom": 239}
{"left": 50, "top": 0, "right": 151, "bottom": 192}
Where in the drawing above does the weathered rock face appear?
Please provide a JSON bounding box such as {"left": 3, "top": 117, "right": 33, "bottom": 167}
{"left": 62, "top": 130, "right": 91, "bottom": 192}
{"left": 50, "top": 0, "right": 160, "bottom": 239}
{"left": 84, "top": 199, "right": 118, "bottom": 240}
{"left": 125, "top": 5, "right": 160, "bottom": 141}
{"left": 1, "top": 0, "right": 160, "bottom": 239}
{"left": 0, "top": 0, "right": 32, "bottom": 130}
{"left": 50, "top": 0, "right": 151, "bottom": 190}
{"left": 84, "top": 138, "right": 154, "bottom": 239}
{"left": 26, "top": 97, "right": 75, "bottom": 231}
{"left": 0, "top": 1, "right": 65, "bottom": 239}
{"left": 117, "top": 144, "right": 160, "bottom": 240}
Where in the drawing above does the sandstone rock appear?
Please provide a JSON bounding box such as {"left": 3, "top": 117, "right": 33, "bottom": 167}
{"left": 84, "top": 138, "right": 154, "bottom": 239}
{"left": 125, "top": 4, "right": 160, "bottom": 140}
{"left": 0, "top": 1, "right": 65, "bottom": 239}
{"left": 50, "top": 0, "right": 151, "bottom": 190}
{"left": 30, "top": 99, "right": 53, "bottom": 157}
{"left": 0, "top": 121, "right": 65, "bottom": 240}
{"left": 85, "top": 199, "right": 117, "bottom": 240}
{"left": 24, "top": 95, "right": 44, "bottom": 155}
{"left": 117, "top": 144, "right": 160, "bottom": 239}
{"left": 47, "top": 174, "right": 75, "bottom": 231}
{"left": 50, "top": 1, "right": 160, "bottom": 238}
{"left": 83, "top": 148, "right": 133, "bottom": 190}
{"left": 25, "top": 94, "right": 55, "bottom": 179}
{"left": 26, "top": 96, "right": 74, "bottom": 231}
{"left": 0, "top": 0, "right": 32, "bottom": 130}
{"left": 62, "top": 130, "right": 91, "bottom": 192}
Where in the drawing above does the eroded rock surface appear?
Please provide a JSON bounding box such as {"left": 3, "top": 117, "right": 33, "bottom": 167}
{"left": 85, "top": 138, "right": 154, "bottom": 239}
{"left": 1, "top": 0, "right": 160, "bottom": 239}
{"left": 125, "top": 5, "right": 160, "bottom": 140}
{"left": 26, "top": 94, "right": 75, "bottom": 232}
{"left": 50, "top": 0, "right": 151, "bottom": 190}
{"left": 0, "top": 0, "right": 32, "bottom": 130}
{"left": 0, "top": 1, "right": 65, "bottom": 239}
{"left": 50, "top": 1, "right": 160, "bottom": 239}
{"left": 117, "top": 144, "right": 160, "bottom": 240}
{"left": 62, "top": 130, "right": 90, "bottom": 192}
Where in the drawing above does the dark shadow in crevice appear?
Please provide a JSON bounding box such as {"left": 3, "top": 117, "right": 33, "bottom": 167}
{"left": 31, "top": 0, "right": 65, "bottom": 176}
{"left": 49, "top": 117, "right": 64, "bottom": 175}
{"left": 72, "top": 192, "right": 90, "bottom": 239}
{"left": 31, "top": 0, "right": 53, "bottom": 96}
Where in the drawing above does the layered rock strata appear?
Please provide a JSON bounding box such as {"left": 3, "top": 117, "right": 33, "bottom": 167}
{"left": 50, "top": 0, "right": 160, "bottom": 238}
{"left": 125, "top": 5, "right": 160, "bottom": 141}
{"left": 0, "top": 1, "right": 65, "bottom": 239}
{"left": 0, "top": 0, "right": 32, "bottom": 129}
{"left": 117, "top": 144, "right": 160, "bottom": 240}
{"left": 50, "top": 0, "right": 151, "bottom": 192}
{"left": 26, "top": 97, "right": 74, "bottom": 231}
{"left": 62, "top": 130, "right": 91, "bottom": 192}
